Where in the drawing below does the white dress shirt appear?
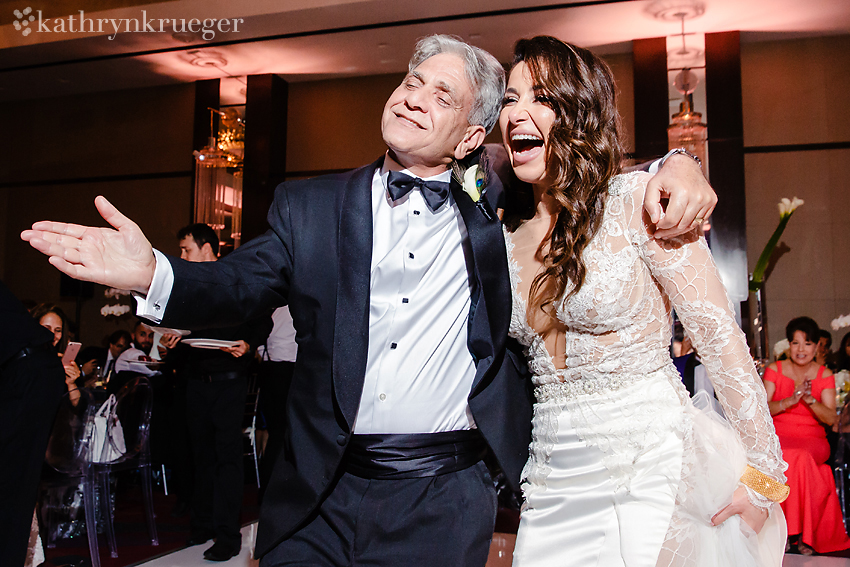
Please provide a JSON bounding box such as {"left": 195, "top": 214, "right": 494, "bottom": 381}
{"left": 136, "top": 153, "right": 477, "bottom": 434}
{"left": 257, "top": 306, "right": 298, "bottom": 363}
{"left": 355, "top": 155, "right": 476, "bottom": 434}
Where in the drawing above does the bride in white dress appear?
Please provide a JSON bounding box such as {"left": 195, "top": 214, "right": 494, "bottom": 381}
{"left": 497, "top": 36, "right": 788, "bottom": 566}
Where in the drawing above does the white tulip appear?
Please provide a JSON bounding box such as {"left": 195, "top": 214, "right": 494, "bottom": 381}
{"left": 777, "top": 197, "right": 804, "bottom": 217}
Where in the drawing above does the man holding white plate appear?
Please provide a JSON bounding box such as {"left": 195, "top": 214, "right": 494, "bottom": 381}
{"left": 172, "top": 223, "right": 273, "bottom": 562}
{"left": 114, "top": 319, "right": 178, "bottom": 377}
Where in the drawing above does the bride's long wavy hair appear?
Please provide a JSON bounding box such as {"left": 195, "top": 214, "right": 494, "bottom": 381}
{"left": 503, "top": 36, "right": 624, "bottom": 312}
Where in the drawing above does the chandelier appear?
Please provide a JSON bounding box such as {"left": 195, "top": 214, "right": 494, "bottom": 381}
{"left": 193, "top": 107, "right": 244, "bottom": 250}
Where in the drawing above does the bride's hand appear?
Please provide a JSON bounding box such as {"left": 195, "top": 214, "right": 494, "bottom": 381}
{"left": 710, "top": 486, "right": 769, "bottom": 533}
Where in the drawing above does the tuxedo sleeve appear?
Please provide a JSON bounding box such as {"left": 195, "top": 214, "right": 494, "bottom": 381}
{"left": 153, "top": 185, "right": 295, "bottom": 330}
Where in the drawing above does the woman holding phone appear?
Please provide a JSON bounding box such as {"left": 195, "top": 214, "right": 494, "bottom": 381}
{"left": 30, "top": 303, "right": 80, "bottom": 403}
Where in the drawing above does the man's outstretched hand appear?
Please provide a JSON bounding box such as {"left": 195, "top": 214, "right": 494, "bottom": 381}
{"left": 644, "top": 153, "right": 717, "bottom": 239}
{"left": 21, "top": 196, "right": 156, "bottom": 295}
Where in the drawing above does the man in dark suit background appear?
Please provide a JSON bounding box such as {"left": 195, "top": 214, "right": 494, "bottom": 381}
{"left": 77, "top": 328, "right": 131, "bottom": 383}
{"left": 0, "top": 280, "right": 65, "bottom": 567}
{"left": 22, "top": 35, "right": 715, "bottom": 566}
{"left": 173, "top": 222, "right": 273, "bottom": 561}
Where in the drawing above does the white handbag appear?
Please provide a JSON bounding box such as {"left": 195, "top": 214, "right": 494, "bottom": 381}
{"left": 90, "top": 394, "right": 126, "bottom": 463}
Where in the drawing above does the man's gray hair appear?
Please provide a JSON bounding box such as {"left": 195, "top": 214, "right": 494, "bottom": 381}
{"left": 408, "top": 35, "right": 505, "bottom": 134}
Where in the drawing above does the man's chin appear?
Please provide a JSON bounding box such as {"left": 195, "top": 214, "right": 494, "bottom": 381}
{"left": 383, "top": 142, "right": 419, "bottom": 166}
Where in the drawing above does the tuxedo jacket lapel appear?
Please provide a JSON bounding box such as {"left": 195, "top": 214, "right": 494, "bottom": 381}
{"left": 450, "top": 179, "right": 511, "bottom": 395}
{"left": 333, "top": 159, "right": 379, "bottom": 428}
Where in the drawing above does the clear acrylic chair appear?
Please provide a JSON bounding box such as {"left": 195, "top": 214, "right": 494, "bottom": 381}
{"left": 93, "top": 375, "right": 159, "bottom": 559}
{"left": 243, "top": 373, "right": 262, "bottom": 488}
{"left": 41, "top": 377, "right": 158, "bottom": 567}
{"left": 41, "top": 388, "right": 100, "bottom": 567}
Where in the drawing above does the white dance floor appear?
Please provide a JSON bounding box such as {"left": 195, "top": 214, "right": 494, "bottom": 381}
{"left": 138, "top": 523, "right": 259, "bottom": 567}
{"left": 136, "top": 524, "right": 850, "bottom": 567}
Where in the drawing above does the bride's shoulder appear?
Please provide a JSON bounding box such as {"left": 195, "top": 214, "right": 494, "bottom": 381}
{"left": 608, "top": 171, "right": 652, "bottom": 198}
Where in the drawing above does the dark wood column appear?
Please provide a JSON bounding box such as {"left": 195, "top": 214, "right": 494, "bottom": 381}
{"left": 705, "top": 31, "right": 748, "bottom": 322}
{"left": 632, "top": 37, "right": 669, "bottom": 161}
{"left": 243, "top": 74, "right": 288, "bottom": 243}
{"left": 192, "top": 79, "right": 220, "bottom": 224}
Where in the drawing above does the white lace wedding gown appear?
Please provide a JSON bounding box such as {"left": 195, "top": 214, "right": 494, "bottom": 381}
{"left": 506, "top": 172, "right": 787, "bottom": 567}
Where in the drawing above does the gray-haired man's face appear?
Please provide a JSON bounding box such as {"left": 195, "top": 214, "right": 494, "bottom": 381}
{"left": 380, "top": 53, "right": 483, "bottom": 174}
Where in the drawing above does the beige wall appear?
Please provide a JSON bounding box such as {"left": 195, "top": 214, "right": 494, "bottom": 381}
{"left": 285, "top": 49, "right": 636, "bottom": 175}
{"left": 742, "top": 35, "right": 850, "bottom": 354}
{"left": 286, "top": 73, "right": 404, "bottom": 174}
{"left": 604, "top": 51, "right": 636, "bottom": 155}
{"left": 1, "top": 83, "right": 194, "bottom": 347}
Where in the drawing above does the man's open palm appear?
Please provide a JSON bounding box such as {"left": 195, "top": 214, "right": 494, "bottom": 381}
{"left": 21, "top": 196, "right": 157, "bottom": 294}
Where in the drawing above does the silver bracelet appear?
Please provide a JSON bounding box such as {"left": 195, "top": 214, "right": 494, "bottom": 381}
{"left": 659, "top": 147, "right": 702, "bottom": 169}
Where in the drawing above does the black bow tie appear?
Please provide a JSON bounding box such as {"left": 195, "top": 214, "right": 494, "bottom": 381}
{"left": 386, "top": 170, "right": 451, "bottom": 212}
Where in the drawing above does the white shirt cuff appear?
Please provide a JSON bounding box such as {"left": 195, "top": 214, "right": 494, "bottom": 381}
{"left": 647, "top": 158, "right": 663, "bottom": 175}
{"left": 133, "top": 249, "right": 173, "bottom": 324}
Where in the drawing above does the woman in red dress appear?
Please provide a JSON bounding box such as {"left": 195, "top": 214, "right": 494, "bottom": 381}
{"left": 763, "top": 316, "right": 850, "bottom": 554}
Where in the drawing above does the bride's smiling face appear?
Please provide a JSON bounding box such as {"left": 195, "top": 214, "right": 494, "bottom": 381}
{"left": 499, "top": 61, "right": 557, "bottom": 189}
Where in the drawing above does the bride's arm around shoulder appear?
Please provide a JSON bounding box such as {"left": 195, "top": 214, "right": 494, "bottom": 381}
{"left": 622, "top": 170, "right": 788, "bottom": 512}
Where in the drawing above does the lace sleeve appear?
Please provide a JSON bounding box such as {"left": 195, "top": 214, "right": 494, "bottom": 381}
{"left": 623, "top": 173, "right": 787, "bottom": 507}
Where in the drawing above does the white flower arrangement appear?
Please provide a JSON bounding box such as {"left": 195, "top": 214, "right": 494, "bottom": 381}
{"left": 102, "top": 288, "right": 133, "bottom": 318}
{"left": 101, "top": 304, "right": 131, "bottom": 317}
{"left": 832, "top": 314, "right": 850, "bottom": 331}
{"left": 773, "top": 338, "right": 790, "bottom": 360}
{"left": 104, "top": 288, "right": 133, "bottom": 298}
{"left": 837, "top": 370, "right": 850, "bottom": 408}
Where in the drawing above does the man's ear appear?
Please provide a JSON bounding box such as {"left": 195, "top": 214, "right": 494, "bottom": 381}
{"left": 201, "top": 242, "right": 216, "bottom": 260}
{"left": 454, "top": 125, "right": 487, "bottom": 160}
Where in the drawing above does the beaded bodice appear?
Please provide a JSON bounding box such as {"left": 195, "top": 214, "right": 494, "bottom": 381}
{"left": 505, "top": 171, "right": 786, "bottom": 492}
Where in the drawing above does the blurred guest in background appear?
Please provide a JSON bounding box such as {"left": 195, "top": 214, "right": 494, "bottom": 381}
{"left": 256, "top": 305, "right": 297, "bottom": 504}
{"left": 763, "top": 316, "right": 850, "bottom": 554}
{"left": 175, "top": 223, "right": 273, "bottom": 562}
{"left": 116, "top": 320, "right": 178, "bottom": 376}
{"left": 31, "top": 303, "right": 80, "bottom": 402}
{"left": 0, "top": 283, "right": 65, "bottom": 567}
{"left": 817, "top": 329, "right": 834, "bottom": 369}
{"left": 77, "top": 329, "right": 132, "bottom": 384}
{"left": 835, "top": 331, "right": 850, "bottom": 373}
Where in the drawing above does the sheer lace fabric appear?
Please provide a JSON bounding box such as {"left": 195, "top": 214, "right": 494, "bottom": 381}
{"left": 506, "top": 172, "right": 787, "bottom": 566}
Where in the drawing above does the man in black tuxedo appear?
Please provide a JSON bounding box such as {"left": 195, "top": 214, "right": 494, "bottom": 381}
{"left": 23, "top": 35, "right": 715, "bottom": 566}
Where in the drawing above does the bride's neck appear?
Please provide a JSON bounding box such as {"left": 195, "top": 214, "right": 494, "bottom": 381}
{"left": 532, "top": 183, "right": 561, "bottom": 221}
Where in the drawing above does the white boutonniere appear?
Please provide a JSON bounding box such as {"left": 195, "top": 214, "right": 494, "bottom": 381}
{"left": 452, "top": 154, "right": 494, "bottom": 221}
{"left": 462, "top": 164, "right": 484, "bottom": 203}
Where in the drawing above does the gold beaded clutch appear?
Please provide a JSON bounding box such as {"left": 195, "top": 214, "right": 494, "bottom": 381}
{"left": 740, "top": 465, "right": 790, "bottom": 503}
